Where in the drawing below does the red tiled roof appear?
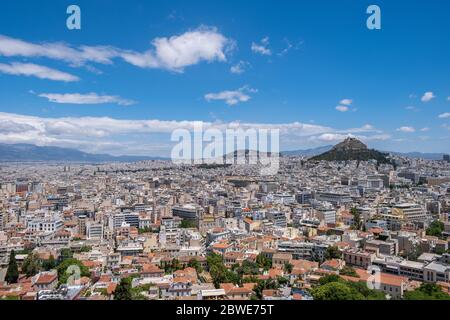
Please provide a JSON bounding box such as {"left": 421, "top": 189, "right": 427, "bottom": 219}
{"left": 35, "top": 273, "right": 57, "bottom": 285}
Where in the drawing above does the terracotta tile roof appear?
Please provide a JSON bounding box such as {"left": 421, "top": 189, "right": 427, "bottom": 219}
{"left": 107, "top": 282, "right": 117, "bottom": 295}
{"left": 172, "top": 277, "right": 191, "bottom": 284}
{"left": 141, "top": 263, "right": 163, "bottom": 274}
{"left": 98, "top": 275, "right": 112, "bottom": 283}
{"left": 291, "top": 259, "right": 318, "bottom": 271}
{"left": 220, "top": 283, "right": 235, "bottom": 293}
{"left": 268, "top": 268, "right": 283, "bottom": 278}
{"left": 320, "top": 259, "right": 343, "bottom": 270}
{"left": 229, "top": 287, "right": 252, "bottom": 295}
{"left": 212, "top": 242, "right": 231, "bottom": 249}
{"left": 82, "top": 260, "right": 101, "bottom": 268}
{"left": 341, "top": 268, "right": 407, "bottom": 287}
{"left": 242, "top": 283, "right": 257, "bottom": 291}
{"left": 35, "top": 273, "right": 57, "bottom": 285}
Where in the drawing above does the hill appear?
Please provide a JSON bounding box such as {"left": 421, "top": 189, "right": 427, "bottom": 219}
{"left": 309, "top": 138, "right": 389, "bottom": 163}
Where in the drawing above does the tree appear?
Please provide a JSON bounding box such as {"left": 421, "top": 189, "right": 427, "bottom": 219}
{"left": 59, "top": 248, "right": 73, "bottom": 261}
{"left": 5, "top": 250, "right": 19, "bottom": 284}
{"left": 339, "top": 266, "right": 359, "bottom": 277}
{"left": 426, "top": 221, "right": 445, "bottom": 238}
{"left": 318, "top": 274, "right": 343, "bottom": 286}
{"left": 350, "top": 207, "right": 362, "bottom": 230}
{"left": 253, "top": 279, "right": 279, "bottom": 299}
{"left": 283, "top": 262, "right": 293, "bottom": 274}
{"left": 256, "top": 254, "right": 272, "bottom": 270}
{"left": 80, "top": 245, "right": 92, "bottom": 253}
{"left": 179, "top": 219, "right": 197, "bottom": 229}
{"left": 188, "top": 258, "right": 203, "bottom": 274}
{"left": 324, "top": 246, "right": 341, "bottom": 260}
{"left": 138, "top": 227, "right": 152, "bottom": 234}
{"left": 277, "top": 276, "right": 289, "bottom": 286}
{"left": 207, "top": 253, "right": 241, "bottom": 288}
{"left": 42, "top": 255, "right": 57, "bottom": 271}
{"left": 22, "top": 253, "right": 42, "bottom": 277}
{"left": 114, "top": 277, "right": 133, "bottom": 300}
{"left": 57, "top": 258, "right": 90, "bottom": 285}
{"left": 236, "top": 260, "right": 259, "bottom": 276}
{"left": 312, "top": 275, "right": 385, "bottom": 300}
{"left": 404, "top": 283, "right": 450, "bottom": 300}
{"left": 346, "top": 281, "right": 386, "bottom": 300}
{"left": 311, "top": 282, "right": 365, "bottom": 300}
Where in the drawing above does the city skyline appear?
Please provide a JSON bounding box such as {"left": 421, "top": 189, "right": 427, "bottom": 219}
{"left": 0, "top": 0, "right": 450, "bottom": 156}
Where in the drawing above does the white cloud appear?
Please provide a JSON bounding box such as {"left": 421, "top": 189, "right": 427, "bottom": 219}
{"left": 421, "top": 91, "right": 435, "bottom": 102}
{"left": 336, "top": 99, "right": 355, "bottom": 112}
{"left": 37, "top": 93, "right": 136, "bottom": 106}
{"left": 251, "top": 37, "right": 271, "bottom": 56}
{"left": 230, "top": 61, "right": 249, "bottom": 74}
{"left": 336, "top": 106, "right": 349, "bottom": 112}
{"left": 278, "top": 40, "right": 293, "bottom": 56}
{"left": 438, "top": 112, "right": 450, "bottom": 119}
{"left": 308, "top": 133, "right": 390, "bottom": 143}
{"left": 344, "top": 124, "right": 379, "bottom": 133}
{"left": 0, "top": 27, "right": 233, "bottom": 72}
{"left": 205, "top": 86, "right": 257, "bottom": 106}
{"left": 420, "top": 127, "right": 430, "bottom": 132}
{"left": 0, "top": 34, "right": 118, "bottom": 66}
{"left": 405, "top": 106, "right": 419, "bottom": 112}
{"left": 0, "top": 62, "right": 79, "bottom": 82}
{"left": 339, "top": 99, "right": 353, "bottom": 106}
{"left": 124, "top": 26, "right": 233, "bottom": 71}
{"left": 277, "top": 38, "right": 303, "bottom": 56}
{"left": 396, "top": 126, "right": 416, "bottom": 133}
{"left": 0, "top": 112, "right": 389, "bottom": 156}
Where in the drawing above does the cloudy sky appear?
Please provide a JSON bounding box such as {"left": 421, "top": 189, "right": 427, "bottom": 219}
{"left": 0, "top": 0, "right": 449, "bottom": 156}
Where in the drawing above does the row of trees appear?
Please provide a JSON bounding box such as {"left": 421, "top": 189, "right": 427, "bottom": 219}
{"left": 5, "top": 248, "right": 90, "bottom": 286}
{"left": 6, "top": 250, "right": 59, "bottom": 284}
{"left": 404, "top": 283, "right": 450, "bottom": 300}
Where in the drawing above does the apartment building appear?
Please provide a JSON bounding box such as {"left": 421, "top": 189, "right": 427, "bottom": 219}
{"left": 343, "top": 249, "right": 375, "bottom": 269}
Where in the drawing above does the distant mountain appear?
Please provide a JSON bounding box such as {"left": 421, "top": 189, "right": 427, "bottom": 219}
{"left": 282, "top": 145, "right": 333, "bottom": 157}
{"left": 0, "top": 143, "right": 167, "bottom": 162}
{"left": 309, "top": 138, "right": 389, "bottom": 163}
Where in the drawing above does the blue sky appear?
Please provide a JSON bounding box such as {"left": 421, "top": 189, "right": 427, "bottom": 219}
{"left": 0, "top": 0, "right": 449, "bottom": 156}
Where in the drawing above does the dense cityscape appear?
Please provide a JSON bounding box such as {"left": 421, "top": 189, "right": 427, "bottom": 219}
{"left": 1, "top": 138, "right": 450, "bottom": 300}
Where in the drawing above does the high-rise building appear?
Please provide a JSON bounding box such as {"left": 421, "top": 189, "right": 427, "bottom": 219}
{"left": 444, "top": 154, "right": 450, "bottom": 163}
{"left": 78, "top": 215, "right": 87, "bottom": 235}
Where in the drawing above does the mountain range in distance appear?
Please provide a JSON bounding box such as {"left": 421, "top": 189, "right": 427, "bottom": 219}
{"left": 0, "top": 143, "right": 167, "bottom": 163}
{"left": 0, "top": 142, "right": 447, "bottom": 163}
